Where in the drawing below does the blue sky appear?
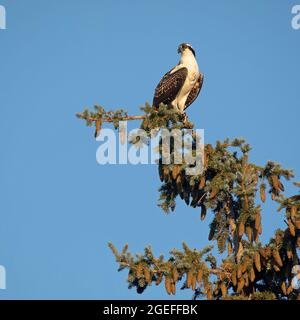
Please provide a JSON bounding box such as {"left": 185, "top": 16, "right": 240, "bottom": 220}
{"left": 0, "top": 0, "right": 299, "bottom": 299}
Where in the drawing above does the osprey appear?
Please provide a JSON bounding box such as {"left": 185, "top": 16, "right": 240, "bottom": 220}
{"left": 153, "top": 43, "right": 204, "bottom": 114}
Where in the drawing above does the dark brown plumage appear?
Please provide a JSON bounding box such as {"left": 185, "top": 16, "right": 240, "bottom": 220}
{"left": 185, "top": 73, "right": 204, "bottom": 110}
{"left": 152, "top": 67, "right": 188, "bottom": 108}
{"left": 153, "top": 69, "right": 204, "bottom": 111}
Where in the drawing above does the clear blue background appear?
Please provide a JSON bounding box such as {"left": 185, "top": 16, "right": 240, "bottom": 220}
{"left": 0, "top": 0, "right": 299, "bottom": 299}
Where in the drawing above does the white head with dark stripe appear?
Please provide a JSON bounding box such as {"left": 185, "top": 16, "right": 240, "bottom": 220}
{"left": 177, "top": 43, "right": 196, "bottom": 57}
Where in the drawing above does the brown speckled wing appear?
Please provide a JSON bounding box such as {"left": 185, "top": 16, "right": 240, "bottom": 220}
{"left": 185, "top": 72, "right": 204, "bottom": 110}
{"left": 153, "top": 67, "right": 188, "bottom": 108}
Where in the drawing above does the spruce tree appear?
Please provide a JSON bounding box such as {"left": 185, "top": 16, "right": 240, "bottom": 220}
{"left": 77, "top": 103, "right": 300, "bottom": 300}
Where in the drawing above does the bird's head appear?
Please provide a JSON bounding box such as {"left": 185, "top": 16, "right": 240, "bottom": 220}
{"left": 177, "top": 43, "right": 196, "bottom": 57}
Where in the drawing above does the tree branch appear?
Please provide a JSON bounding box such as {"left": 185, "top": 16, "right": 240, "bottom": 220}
{"left": 76, "top": 112, "right": 146, "bottom": 123}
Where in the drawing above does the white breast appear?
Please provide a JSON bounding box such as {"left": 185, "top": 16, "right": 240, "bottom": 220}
{"left": 174, "top": 51, "right": 199, "bottom": 112}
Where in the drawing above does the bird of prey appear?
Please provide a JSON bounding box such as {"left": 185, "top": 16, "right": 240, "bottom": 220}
{"left": 153, "top": 43, "right": 204, "bottom": 115}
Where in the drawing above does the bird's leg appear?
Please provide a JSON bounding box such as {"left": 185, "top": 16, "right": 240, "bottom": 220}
{"left": 180, "top": 113, "right": 194, "bottom": 129}
{"left": 182, "top": 113, "right": 188, "bottom": 125}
